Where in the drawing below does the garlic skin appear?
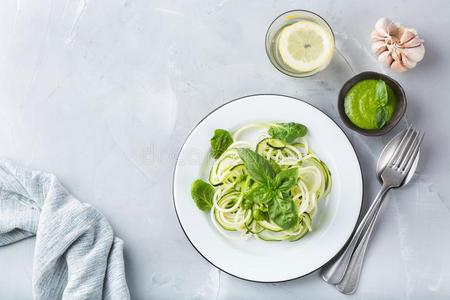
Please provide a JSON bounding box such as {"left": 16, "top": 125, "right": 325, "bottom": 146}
{"left": 371, "top": 17, "right": 425, "bottom": 72}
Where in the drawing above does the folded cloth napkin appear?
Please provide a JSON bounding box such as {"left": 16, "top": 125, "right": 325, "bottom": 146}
{"left": 0, "top": 160, "right": 130, "bottom": 299}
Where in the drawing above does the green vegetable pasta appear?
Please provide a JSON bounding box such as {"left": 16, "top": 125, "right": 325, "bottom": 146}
{"left": 191, "top": 122, "right": 332, "bottom": 242}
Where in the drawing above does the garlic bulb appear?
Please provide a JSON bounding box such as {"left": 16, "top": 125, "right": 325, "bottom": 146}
{"left": 371, "top": 17, "right": 425, "bottom": 72}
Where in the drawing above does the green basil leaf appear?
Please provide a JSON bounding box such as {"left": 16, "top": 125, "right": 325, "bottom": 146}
{"left": 237, "top": 148, "right": 276, "bottom": 184}
{"left": 268, "top": 122, "right": 308, "bottom": 143}
{"left": 244, "top": 184, "right": 274, "bottom": 204}
{"left": 375, "top": 80, "right": 388, "bottom": 106}
{"left": 275, "top": 167, "right": 298, "bottom": 192}
{"left": 191, "top": 179, "right": 215, "bottom": 211}
{"left": 375, "top": 107, "right": 388, "bottom": 129}
{"left": 210, "top": 129, "right": 233, "bottom": 159}
{"left": 268, "top": 196, "right": 298, "bottom": 229}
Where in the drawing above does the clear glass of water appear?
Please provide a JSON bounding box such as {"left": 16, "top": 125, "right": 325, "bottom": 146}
{"left": 265, "top": 10, "right": 335, "bottom": 77}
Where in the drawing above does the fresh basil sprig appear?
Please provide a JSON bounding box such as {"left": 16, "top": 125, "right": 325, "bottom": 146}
{"left": 268, "top": 122, "right": 307, "bottom": 143}
{"left": 237, "top": 148, "right": 276, "bottom": 185}
{"left": 210, "top": 129, "right": 233, "bottom": 159}
{"left": 237, "top": 148, "right": 299, "bottom": 229}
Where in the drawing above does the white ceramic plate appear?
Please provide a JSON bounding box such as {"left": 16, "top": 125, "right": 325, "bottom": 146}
{"left": 173, "top": 94, "right": 363, "bottom": 282}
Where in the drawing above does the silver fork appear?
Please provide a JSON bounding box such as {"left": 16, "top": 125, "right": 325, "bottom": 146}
{"left": 321, "top": 127, "right": 424, "bottom": 293}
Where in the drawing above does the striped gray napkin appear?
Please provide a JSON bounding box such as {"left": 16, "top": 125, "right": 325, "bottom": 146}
{"left": 0, "top": 160, "right": 130, "bottom": 299}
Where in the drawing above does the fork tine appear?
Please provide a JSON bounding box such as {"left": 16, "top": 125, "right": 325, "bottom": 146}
{"left": 389, "top": 126, "right": 414, "bottom": 167}
{"left": 399, "top": 130, "right": 420, "bottom": 171}
{"left": 402, "top": 131, "right": 424, "bottom": 174}
{"left": 388, "top": 126, "right": 411, "bottom": 165}
{"left": 392, "top": 127, "right": 415, "bottom": 167}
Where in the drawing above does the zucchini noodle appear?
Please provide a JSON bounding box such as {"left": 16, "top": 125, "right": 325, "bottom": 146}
{"left": 208, "top": 123, "right": 332, "bottom": 242}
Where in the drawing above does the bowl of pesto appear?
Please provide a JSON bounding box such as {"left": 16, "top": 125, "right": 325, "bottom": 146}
{"left": 338, "top": 71, "right": 406, "bottom": 136}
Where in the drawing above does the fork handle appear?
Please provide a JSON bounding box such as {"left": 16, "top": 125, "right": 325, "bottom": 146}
{"left": 335, "top": 195, "right": 385, "bottom": 294}
{"left": 320, "top": 184, "right": 390, "bottom": 285}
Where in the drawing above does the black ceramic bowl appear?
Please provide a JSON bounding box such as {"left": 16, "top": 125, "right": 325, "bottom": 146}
{"left": 338, "top": 71, "right": 407, "bottom": 136}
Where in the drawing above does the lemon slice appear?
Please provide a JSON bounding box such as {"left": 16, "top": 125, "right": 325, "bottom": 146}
{"left": 278, "top": 20, "right": 334, "bottom": 73}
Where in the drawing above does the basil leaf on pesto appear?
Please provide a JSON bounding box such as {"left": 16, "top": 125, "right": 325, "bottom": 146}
{"left": 344, "top": 79, "right": 397, "bottom": 130}
{"left": 375, "top": 107, "right": 388, "bottom": 129}
{"left": 375, "top": 80, "right": 389, "bottom": 106}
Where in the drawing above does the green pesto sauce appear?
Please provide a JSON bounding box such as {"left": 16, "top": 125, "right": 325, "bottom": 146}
{"left": 344, "top": 79, "right": 396, "bottom": 129}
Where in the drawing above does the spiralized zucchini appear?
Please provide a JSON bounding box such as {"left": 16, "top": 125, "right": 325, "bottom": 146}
{"left": 208, "top": 123, "right": 331, "bottom": 242}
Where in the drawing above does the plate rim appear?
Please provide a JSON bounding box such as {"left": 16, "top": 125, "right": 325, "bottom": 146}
{"left": 172, "top": 93, "right": 364, "bottom": 283}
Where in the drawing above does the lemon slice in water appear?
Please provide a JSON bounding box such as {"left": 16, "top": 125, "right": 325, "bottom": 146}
{"left": 278, "top": 20, "right": 334, "bottom": 73}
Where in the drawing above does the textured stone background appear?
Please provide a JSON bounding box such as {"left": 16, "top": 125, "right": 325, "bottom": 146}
{"left": 0, "top": 0, "right": 448, "bottom": 299}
